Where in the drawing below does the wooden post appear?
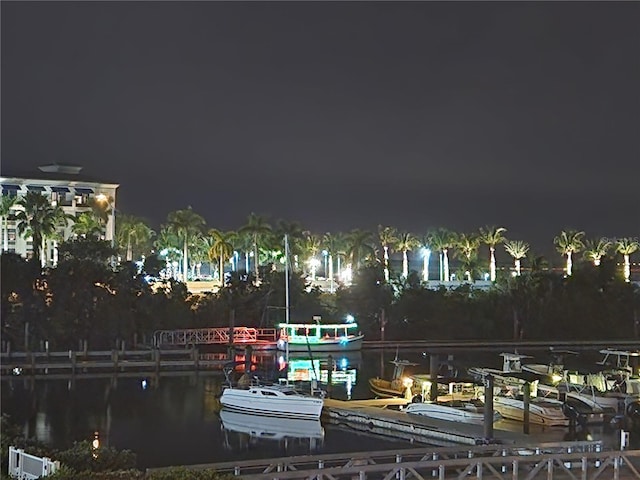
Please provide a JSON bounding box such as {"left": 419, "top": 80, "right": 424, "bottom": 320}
{"left": 523, "top": 382, "right": 531, "bottom": 434}
{"left": 327, "top": 355, "right": 333, "bottom": 399}
{"left": 70, "top": 350, "right": 76, "bottom": 376}
{"left": 483, "top": 374, "right": 494, "bottom": 441}
{"left": 112, "top": 350, "right": 119, "bottom": 371}
{"left": 380, "top": 308, "right": 386, "bottom": 342}
{"left": 429, "top": 354, "right": 439, "bottom": 401}
{"left": 193, "top": 347, "right": 200, "bottom": 370}
{"left": 244, "top": 345, "right": 252, "bottom": 374}
{"left": 155, "top": 349, "right": 160, "bottom": 373}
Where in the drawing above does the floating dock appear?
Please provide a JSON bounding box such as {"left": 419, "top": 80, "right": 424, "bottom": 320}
{"left": 322, "top": 398, "right": 569, "bottom": 446}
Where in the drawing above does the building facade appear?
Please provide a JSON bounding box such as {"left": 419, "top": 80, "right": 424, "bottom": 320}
{"left": 1, "top": 164, "right": 119, "bottom": 266}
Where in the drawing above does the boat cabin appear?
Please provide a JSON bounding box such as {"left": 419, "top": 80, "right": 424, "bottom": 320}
{"left": 278, "top": 322, "right": 360, "bottom": 344}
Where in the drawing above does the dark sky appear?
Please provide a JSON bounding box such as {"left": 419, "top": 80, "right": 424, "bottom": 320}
{"left": 2, "top": 1, "right": 639, "bottom": 253}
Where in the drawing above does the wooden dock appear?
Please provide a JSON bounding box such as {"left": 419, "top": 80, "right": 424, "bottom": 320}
{"left": 322, "top": 398, "right": 569, "bottom": 447}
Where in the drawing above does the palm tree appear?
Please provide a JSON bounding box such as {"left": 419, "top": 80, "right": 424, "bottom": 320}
{"left": 1, "top": 195, "right": 18, "bottom": 252}
{"left": 396, "top": 231, "right": 420, "bottom": 279}
{"left": 616, "top": 237, "right": 639, "bottom": 282}
{"left": 71, "top": 212, "right": 103, "bottom": 238}
{"left": 583, "top": 238, "right": 612, "bottom": 267}
{"left": 116, "top": 214, "right": 155, "bottom": 262}
{"left": 456, "top": 233, "right": 481, "bottom": 281}
{"left": 428, "top": 228, "right": 455, "bottom": 282}
{"left": 239, "top": 213, "right": 272, "bottom": 279}
{"left": 421, "top": 234, "right": 432, "bottom": 282}
{"left": 378, "top": 225, "right": 399, "bottom": 282}
{"left": 504, "top": 240, "right": 530, "bottom": 276}
{"left": 15, "top": 191, "right": 68, "bottom": 267}
{"left": 479, "top": 226, "right": 506, "bottom": 282}
{"left": 166, "top": 206, "right": 206, "bottom": 281}
{"left": 274, "top": 220, "right": 305, "bottom": 271}
{"left": 302, "top": 231, "right": 322, "bottom": 280}
{"left": 554, "top": 230, "right": 585, "bottom": 276}
{"left": 207, "top": 229, "right": 236, "bottom": 281}
{"left": 154, "top": 226, "right": 181, "bottom": 278}
{"left": 346, "top": 229, "right": 375, "bottom": 272}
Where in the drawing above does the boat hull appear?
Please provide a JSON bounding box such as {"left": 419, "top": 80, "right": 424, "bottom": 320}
{"left": 279, "top": 335, "right": 364, "bottom": 352}
{"left": 406, "top": 401, "right": 500, "bottom": 425}
{"left": 493, "top": 396, "right": 569, "bottom": 426}
{"left": 220, "top": 387, "right": 324, "bottom": 420}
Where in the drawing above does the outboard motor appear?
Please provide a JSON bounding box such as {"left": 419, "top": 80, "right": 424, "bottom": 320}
{"left": 625, "top": 399, "right": 640, "bottom": 430}
{"left": 411, "top": 394, "right": 423, "bottom": 403}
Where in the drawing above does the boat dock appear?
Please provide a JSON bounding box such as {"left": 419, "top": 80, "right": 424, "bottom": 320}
{"left": 323, "top": 398, "right": 571, "bottom": 446}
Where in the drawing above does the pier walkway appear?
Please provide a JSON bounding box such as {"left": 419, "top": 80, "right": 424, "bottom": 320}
{"left": 148, "top": 441, "right": 640, "bottom": 479}
{"left": 153, "top": 327, "right": 277, "bottom": 348}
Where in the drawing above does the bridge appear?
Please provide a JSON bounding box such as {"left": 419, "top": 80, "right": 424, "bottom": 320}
{"left": 153, "top": 327, "right": 277, "bottom": 348}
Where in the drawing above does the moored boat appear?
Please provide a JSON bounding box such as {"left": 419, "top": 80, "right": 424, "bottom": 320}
{"left": 405, "top": 399, "right": 501, "bottom": 425}
{"left": 277, "top": 320, "right": 364, "bottom": 352}
{"left": 220, "top": 383, "right": 324, "bottom": 420}
{"left": 492, "top": 394, "right": 569, "bottom": 427}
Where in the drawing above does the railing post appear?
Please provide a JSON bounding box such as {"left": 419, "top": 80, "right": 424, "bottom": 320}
{"left": 192, "top": 348, "right": 199, "bottom": 370}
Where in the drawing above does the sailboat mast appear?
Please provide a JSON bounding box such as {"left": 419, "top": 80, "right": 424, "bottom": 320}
{"left": 284, "top": 234, "right": 290, "bottom": 363}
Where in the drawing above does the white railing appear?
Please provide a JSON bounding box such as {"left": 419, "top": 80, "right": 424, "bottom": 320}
{"left": 8, "top": 446, "right": 60, "bottom": 479}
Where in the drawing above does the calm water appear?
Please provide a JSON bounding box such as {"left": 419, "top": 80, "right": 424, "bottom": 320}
{"left": 0, "top": 348, "right": 633, "bottom": 469}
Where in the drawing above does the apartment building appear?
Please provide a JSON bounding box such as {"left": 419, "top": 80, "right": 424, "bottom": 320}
{"left": 0, "top": 163, "right": 119, "bottom": 265}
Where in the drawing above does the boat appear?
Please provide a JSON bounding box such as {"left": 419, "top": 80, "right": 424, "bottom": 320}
{"left": 405, "top": 398, "right": 501, "bottom": 425}
{"left": 491, "top": 392, "right": 569, "bottom": 426}
{"left": 277, "top": 319, "right": 364, "bottom": 352}
{"left": 220, "top": 409, "right": 324, "bottom": 441}
{"left": 220, "top": 235, "right": 325, "bottom": 420}
{"left": 369, "top": 359, "right": 420, "bottom": 399}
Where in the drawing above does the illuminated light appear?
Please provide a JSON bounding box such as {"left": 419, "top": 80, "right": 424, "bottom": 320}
{"left": 340, "top": 358, "right": 348, "bottom": 369}
{"left": 92, "top": 432, "right": 100, "bottom": 450}
{"left": 402, "top": 377, "right": 414, "bottom": 388}
{"left": 12, "top": 367, "right": 22, "bottom": 376}
{"left": 141, "top": 379, "right": 148, "bottom": 390}
{"left": 95, "top": 194, "right": 107, "bottom": 202}
{"left": 345, "top": 314, "right": 355, "bottom": 323}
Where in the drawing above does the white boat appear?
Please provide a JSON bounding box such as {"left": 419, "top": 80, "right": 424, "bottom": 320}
{"left": 220, "top": 383, "right": 324, "bottom": 420}
{"left": 492, "top": 394, "right": 569, "bottom": 427}
{"left": 220, "top": 409, "right": 324, "bottom": 441}
{"left": 405, "top": 399, "right": 501, "bottom": 425}
{"left": 277, "top": 321, "right": 364, "bottom": 352}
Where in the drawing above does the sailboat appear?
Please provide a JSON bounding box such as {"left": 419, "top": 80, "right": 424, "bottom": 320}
{"left": 219, "top": 235, "right": 324, "bottom": 420}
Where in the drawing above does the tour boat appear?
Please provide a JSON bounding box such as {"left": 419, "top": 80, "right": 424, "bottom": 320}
{"left": 405, "top": 399, "right": 501, "bottom": 425}
{"left": 277, "top": 321, "right": 364, "bottom": 352}
{"left": 220, "top": 383, "right": 324, "bottom": 420}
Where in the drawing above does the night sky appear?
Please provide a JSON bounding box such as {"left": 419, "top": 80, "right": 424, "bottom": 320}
{"left": 2, "top": 2, "right": 639, "bottom": 253}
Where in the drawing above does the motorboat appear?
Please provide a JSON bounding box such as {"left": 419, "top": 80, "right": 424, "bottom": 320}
{"left": 220, "top": 409, "right": 324, "bottom": 441}
{"left": 369, "top": 359, "right": 420, "bottom": 399}
{"left": 220, "top": 383, "right": 324, "bottom": 420}
{"left": 277, "top": 320, "right": 364, "bottom": 352}
{"left": 405, "top": 399, "right": 501, "bottom": 425}
{"left": 492, "top": 393, "right": 569, "bottom": 427}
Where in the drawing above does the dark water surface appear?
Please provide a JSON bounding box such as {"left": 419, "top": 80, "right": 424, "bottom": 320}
{"left": 0, "top": 348, "right": 634, "bottom": 469}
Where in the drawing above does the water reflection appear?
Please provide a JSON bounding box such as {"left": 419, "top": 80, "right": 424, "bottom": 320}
{"left": 220, "top": 410, "right": 324, "bottom": 455}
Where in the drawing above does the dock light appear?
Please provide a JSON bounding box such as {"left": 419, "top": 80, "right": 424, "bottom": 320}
{"left": 345, "top": 314, "right": 355, "bottom": 323}
{"left": 92, "top": 432, "right": 100, "bottom": 457}
{"left": 340, "top": 358, "right": 348, "bottom": 369}
{"left": 141, "top": 379, "right": 148, "bottom": 390}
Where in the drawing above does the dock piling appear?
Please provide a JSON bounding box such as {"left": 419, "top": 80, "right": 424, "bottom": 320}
{"left": 483, "top": 374, "right": 494, "bottom": 441}
{"left": 327, "top": 355, "right": 333, "bottom": 398}
{"left": 523, "top": 381, "right": 530, "bottom": 434}
{"left": 429, "top": 354, "right": 439, "bottom": 401}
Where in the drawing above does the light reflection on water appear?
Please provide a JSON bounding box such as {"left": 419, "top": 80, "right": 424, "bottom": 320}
{"left": 0, "top": 348, "right": 634, "bottom": 469}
